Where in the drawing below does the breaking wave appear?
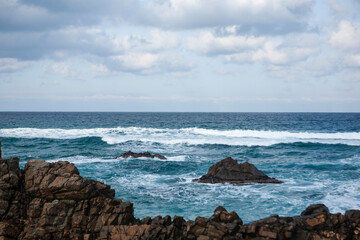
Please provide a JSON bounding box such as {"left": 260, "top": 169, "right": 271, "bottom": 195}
{"left": 1, "top": 127, "right": 360, "bottom": 146}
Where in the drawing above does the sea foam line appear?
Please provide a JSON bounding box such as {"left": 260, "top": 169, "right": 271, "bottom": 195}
{"left": 0, "top": 127, "right": 360, "bottom": 146}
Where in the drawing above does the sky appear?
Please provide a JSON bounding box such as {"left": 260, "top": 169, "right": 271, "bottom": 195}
{"left": 0, "top": 0, "right": 360, "bottom": 112}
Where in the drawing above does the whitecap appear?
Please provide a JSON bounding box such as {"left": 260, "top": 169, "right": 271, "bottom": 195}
{"left": 1, "top": 127, "right": 360, "bottom": 146}
{"left": 47, "top": 156, "right": 118, "bottom": 164}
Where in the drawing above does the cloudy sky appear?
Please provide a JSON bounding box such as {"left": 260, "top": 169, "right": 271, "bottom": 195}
{"left": 0, "top": 0, "right": 360, "bottom": 112}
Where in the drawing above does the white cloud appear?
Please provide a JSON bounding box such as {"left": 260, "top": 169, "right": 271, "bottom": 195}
{"left": 43, "top": 62, "right": 79, "bottom": 78}
{"left": 90, "top": 64, "right": 110, "bottom": 76}
{"left": 226, "top": 42, "right": 318, "bottom": 65}
{"left": 188, "top": 29, "right": 320, "bottom": 66}
{"left": 330, "top": 21, "right": 360, "bottom": 50}
{"left": 188, "top": 30, "right": 265, "bottom": 55}
{"left": 107, "top": 53, "right": 194, "bottom": 74}
{"left": 329, "top": 21, "right": 360, "bottom": 69}
{"left": 265, "top": 55, "right": 342, "bottom": 80}
{"left": 0, "top": 58, "right": 28, "bottom": 72}
{"left": 345, "top": 54, "right": 360, "bottom": 67}
{"left": 112, "top": 53, "right": 160, "bottom": 71}
{"left": 146, "top": 30, "right": 180, "bottom": 51}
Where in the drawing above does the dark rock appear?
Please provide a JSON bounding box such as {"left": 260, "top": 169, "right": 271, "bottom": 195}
{"left": 345, "top": 209, "right": 360, "bottom": 222}
{"left": 0, "top": 157, "right": 135, "bottom": 240}
{"left": 172, "top": 216, "right": 185, "bottom": 228}
{"left": 24, "top": 159, "right": 115, "bottom": 201}
{"left": 301, "top": 204, "right": 329, "bottom": 216}
{"left": 140, "top": 216, "right": 152, "bottom": 225}
{"left": 210, "top": 206, "right": 242, "bottom": 225}
{"left": 115, "top": 151, "right": 167, "bottom": 160}
{"left": 1, "top": 154, "right": 360, "bottom": 240}
{"left": 193, "top": 157, "right": 282, "bottom": 184}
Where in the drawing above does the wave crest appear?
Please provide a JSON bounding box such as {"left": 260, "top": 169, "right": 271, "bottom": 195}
{"left": 1, "top": 127, "right": 360, "bottom": 146}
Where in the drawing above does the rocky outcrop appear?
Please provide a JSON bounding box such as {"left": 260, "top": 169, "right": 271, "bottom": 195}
{"left": 0, "top": 157, "right": 359, "bottom": 240}
{"left": 0, "top": 157, "right": 134, "bottom": 239}
{"left": 115, "top": 151, "right": 167, "bottom": 160}
{"left": 193, "top": 157, "right": 283, "bottom": 184}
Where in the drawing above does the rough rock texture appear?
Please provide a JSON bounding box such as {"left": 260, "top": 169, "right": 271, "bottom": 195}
{"left": 1, "top": 157, "right": 360, "bottom": 240}
{"left": 193, "top": 157, "right": 283, "bottom": 184}
{"left": 0, "top": 158, "right": 134, "bottom": 239}
{"left": 115, "top": 151, "right": 167, "bottom": 160}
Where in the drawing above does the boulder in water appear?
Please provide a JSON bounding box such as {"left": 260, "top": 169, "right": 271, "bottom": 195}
{"left": 193, "top": 157, "right": 282, "bottom": 184}
{"left": 115, "top": 151, "right": 167, "bottom": 160}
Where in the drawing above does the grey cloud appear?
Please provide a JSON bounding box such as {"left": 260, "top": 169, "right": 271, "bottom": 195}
{"left": 3, "top": 0, "right": 313, "bottom": 34}
{"left": 0, "top": 22, "right": 191, "bottom": 75}
{"left": 0, "top": 28, "right": 115, "bottom": 60}
{"left": 130, "top": 0, "right": 313, "bottom": 33}
{"left": 0, "top": 27, "right": 179, "bottom": 60}
{"left": 20, "top": 0, "right": 135, "bottom": 14}
{"left": 0, "top": 1, "right": 103, "bottom": 31}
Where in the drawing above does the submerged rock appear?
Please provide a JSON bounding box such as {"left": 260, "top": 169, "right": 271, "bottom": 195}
{"left": 115, "top": 151, "right": 167, "bottom": 160}
{"left": 193, "top": 157, "right": 283, "bottom": 184}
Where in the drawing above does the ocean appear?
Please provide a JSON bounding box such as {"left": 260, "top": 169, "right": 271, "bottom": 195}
{"left": 0, "top": 112, "right": 359, "bottom": 223}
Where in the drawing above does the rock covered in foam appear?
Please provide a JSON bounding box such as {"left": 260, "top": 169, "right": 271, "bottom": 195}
{"left": 115, "top": 151, "right": 167, "bottom": 160}
{"left": 193, "top": 157, "right": 283, "bottom": 184}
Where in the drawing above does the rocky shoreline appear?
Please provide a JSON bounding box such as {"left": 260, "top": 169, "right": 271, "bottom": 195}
{"left": 0, "top": 157, "right": 359, "bottom": 239}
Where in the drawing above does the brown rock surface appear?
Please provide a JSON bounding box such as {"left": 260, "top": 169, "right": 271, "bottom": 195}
{"left": 193, "top": 157, "right": 283, "bottom": 184}
{"left": 1, "top": 157, "right": 134, "bottom": 240}
{"left": 0, "top": 156, "right": 359, "bottom": 240}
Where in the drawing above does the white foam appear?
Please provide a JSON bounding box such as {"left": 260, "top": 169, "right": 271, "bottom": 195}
{"left": 322, "top": 180, "right": 360, "bottom": 212}
{"left": 340, "top": 155, "right": 360, "bottom": 165}
{"left": 117, "top": 155, "right": 186, "bottom": 162}
{"left": 166, "top": 155, "right": 187, "bottom": 162}
{"left": 47, "top": 156, "right": 118, "bottom": 164}
{"left": 1, "top": 127, "right": 360, "bottom": 146}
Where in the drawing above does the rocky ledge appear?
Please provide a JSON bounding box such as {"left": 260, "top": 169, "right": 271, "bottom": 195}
{"left": 115, "top": 151, "right": 167, "bottom": 160}
{"left": 193, "top": 157, "right": 283, "bottom": 184}
{"left": 1, "top": 157, "right": 359, "bottom": 240}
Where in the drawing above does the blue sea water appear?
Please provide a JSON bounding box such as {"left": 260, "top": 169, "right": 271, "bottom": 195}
{"left": 0, "top": 112, "right": 359, "bottom": 223}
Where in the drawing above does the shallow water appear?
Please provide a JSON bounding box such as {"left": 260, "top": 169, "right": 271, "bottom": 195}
{"left": 0, "top": 112, "right": 359, "bottom": 222}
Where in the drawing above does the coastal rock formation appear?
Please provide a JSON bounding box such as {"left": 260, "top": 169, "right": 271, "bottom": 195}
{"left": 0, "top": 157, "right": 360, "bottom": 239}
{"left": 0, "top": 157, "right": 134, "bottom": 239}
{"left": 115, "top": 151, "right": 167, "bottom": 160}
{"left": 193, "top": 157, "right": 283, "bottom": 184}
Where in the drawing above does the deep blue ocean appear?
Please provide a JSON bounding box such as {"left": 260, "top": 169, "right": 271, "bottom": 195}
{"left": 0, "top": 112, "right": 359, "bottom": 222}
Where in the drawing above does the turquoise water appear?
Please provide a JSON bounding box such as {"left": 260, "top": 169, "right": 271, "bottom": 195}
{"left": 0, "top": 112, "right": 359, "bottom": 222}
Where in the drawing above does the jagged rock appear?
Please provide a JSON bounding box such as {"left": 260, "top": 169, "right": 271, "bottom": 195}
{"left": 115, "top": 151, "right": 167, "bottom": 160}
{"left": 0, "top": 156, "right": 360, "bottom": 240}
{"left": 1, "top": 157, "right": 134, "bottom": 240}
{"left": 24, "top": 159, "right": 115, "bottom": 201}
{"left": 193, "top": 157, "right": 283, "bottom": 184}
{"left": 301, "top": 204, "right": 329, "bottom": 216}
